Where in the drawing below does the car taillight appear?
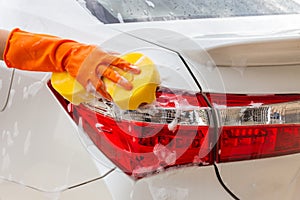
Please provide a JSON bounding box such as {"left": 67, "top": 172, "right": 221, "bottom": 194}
{"left": 72, "top": 88, "right": 214, "bottom": 178}
{"left": 48, "top": 81, "right": 300, "bottom": 178}
{"left": 207, "top": 94, "right": 300, "bottom": 163}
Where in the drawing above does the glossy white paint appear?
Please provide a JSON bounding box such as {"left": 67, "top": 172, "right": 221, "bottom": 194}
{"left": 0, "top": 69, "right": 113, "bottom": 191}
{"left": 109, "top": 16, "right": 300, "bottom": 94}
{"left": 217, "top": 154, "right": 300, "bottom": 200}
{"left": 109, "top": 14, "right": 300, "bottom": 49}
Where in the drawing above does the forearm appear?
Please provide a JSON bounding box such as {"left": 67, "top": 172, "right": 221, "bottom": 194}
{"left": 0, "top": 29, "right": 10, "bottom": 60}
{"left": 1, "top": 28, "right": 138, "bottom": 100}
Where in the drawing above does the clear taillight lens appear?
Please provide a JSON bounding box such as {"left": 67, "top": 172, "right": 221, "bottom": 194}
{"left": 72, "top": 88, "right": 214, "bottom": 178}
{"left": 207, "top": 94, "right": 300, "bottom": 163}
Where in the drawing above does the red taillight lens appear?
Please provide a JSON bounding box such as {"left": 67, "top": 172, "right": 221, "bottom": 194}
{"left": 72, "top": 89, "right": 213, "bottom": 178}
{"left": 218, "top": 125, "right": 300, "bottom": 162}
{"left": 210, "top": 94, "right": 300, "bottom": 163}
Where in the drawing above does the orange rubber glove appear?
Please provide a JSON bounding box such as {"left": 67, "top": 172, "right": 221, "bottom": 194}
{"left": 3, "top": 28, "right": 140, "bottom": 100}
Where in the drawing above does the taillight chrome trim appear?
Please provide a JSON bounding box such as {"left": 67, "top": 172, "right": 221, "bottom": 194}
{"left": 84, "top": 101, "right": 212, "bottom": 126}
{"left": 217, "top": 100, "right": 300, "bottom": 126}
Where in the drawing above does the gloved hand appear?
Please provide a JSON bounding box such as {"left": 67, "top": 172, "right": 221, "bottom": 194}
{"left": 3, "top": 28, "right": 140, "bottom": 100}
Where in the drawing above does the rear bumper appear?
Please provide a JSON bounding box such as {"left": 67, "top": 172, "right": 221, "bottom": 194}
{"left": 103, "top": 165, "right": 233, "bottom": 200}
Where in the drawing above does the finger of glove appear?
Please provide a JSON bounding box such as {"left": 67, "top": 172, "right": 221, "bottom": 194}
{"left": 87, "top": 75, "right": 112, "bottom": 101}
{"left": 101, "top": 66, "right": 133, "bottom": 90}
{"left": 96, "top": 86, "right": 112, "bottom": 101}
{"left": 103, "top": 55, "right": 140, "bottom": 74}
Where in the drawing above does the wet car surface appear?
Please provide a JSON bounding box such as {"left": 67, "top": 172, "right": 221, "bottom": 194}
{"left": 1, "top": 0, "right": 300, "bottom": 199}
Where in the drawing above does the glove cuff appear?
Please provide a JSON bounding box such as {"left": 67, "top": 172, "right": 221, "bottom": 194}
{"left": 3, "top": 28, "right": 94, "bottom": 74}
{"left": 4, "top": 28, "right": 22, "bottom": 68}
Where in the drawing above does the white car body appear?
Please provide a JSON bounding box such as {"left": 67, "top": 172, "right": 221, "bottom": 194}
{"left": 1, "top": 0, "right": 300, "bottom": 199}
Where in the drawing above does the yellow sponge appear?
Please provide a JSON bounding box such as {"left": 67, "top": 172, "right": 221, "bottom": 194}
{"left": 51, "top": 52, "right": 160, "bottom": 110}
{"left": 104, "top": 52, "right": 160, "bottom": 110}
{"left": 51, "top": 72, "right": 95, "bottom": 105}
